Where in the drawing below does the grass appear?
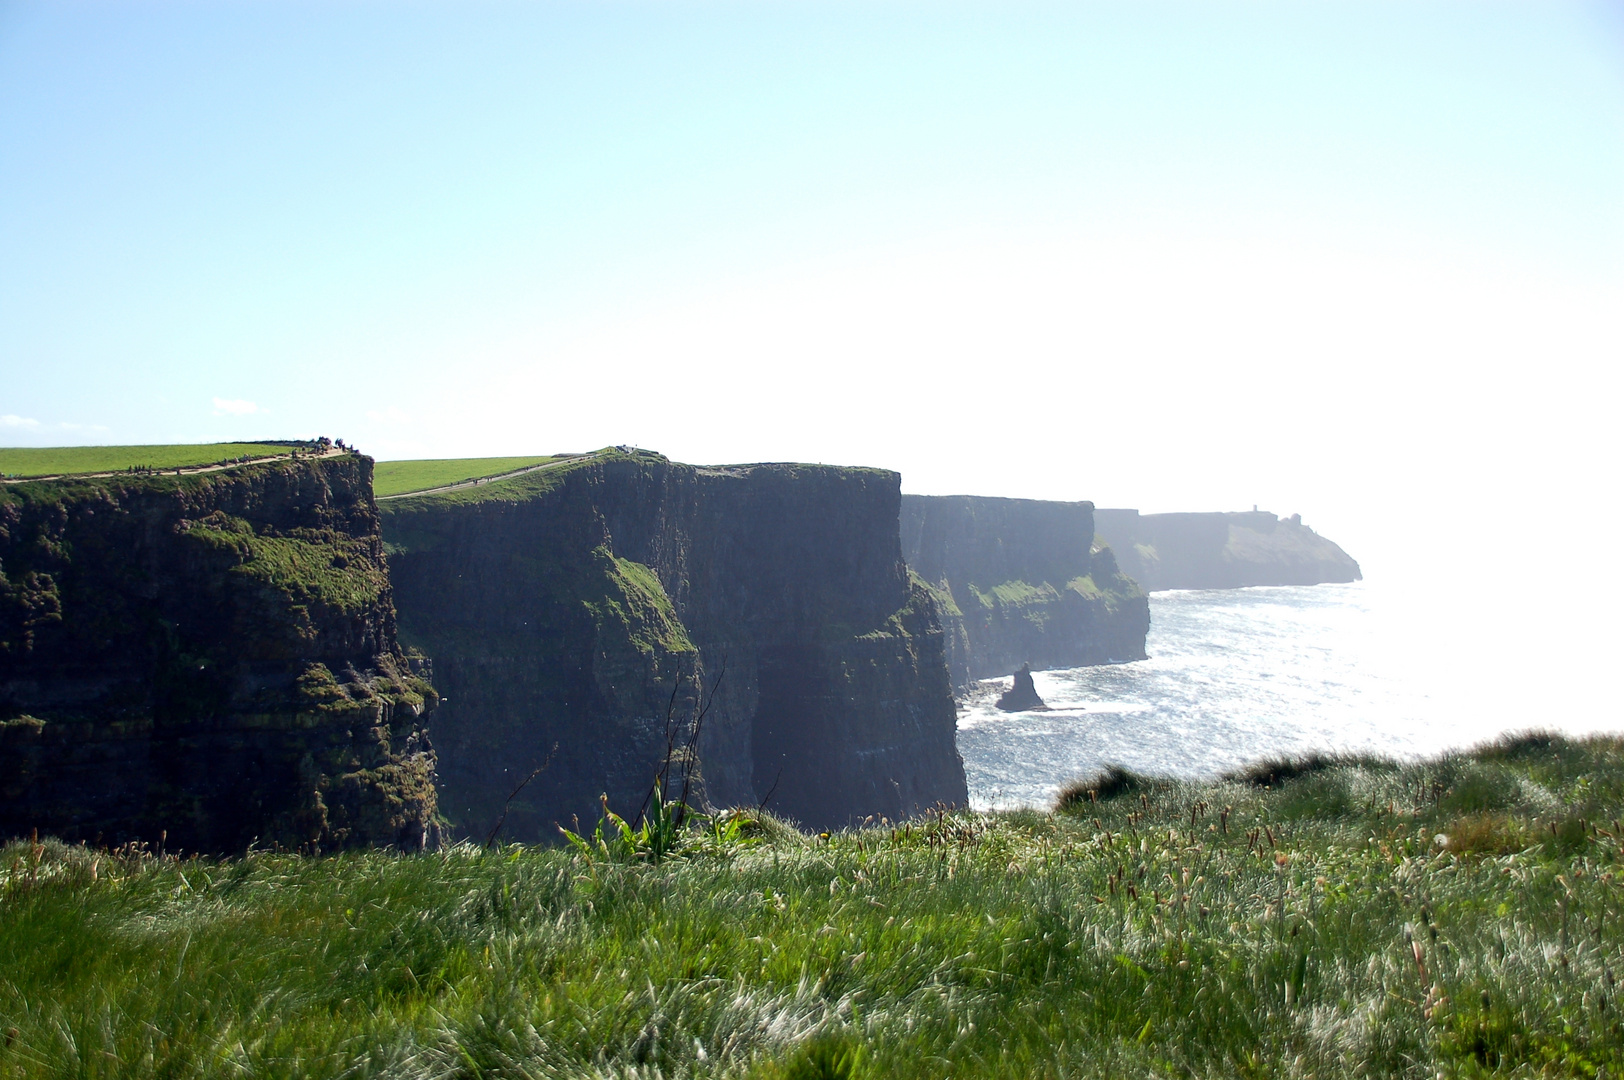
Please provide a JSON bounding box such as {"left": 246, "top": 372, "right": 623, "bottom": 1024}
{"left": 373, "top": 456, "right": 570, "bottom": 497}
{"left": 0, "top": 443, "right": 302, "bottom": 479}
{"left": 179, "top": 510, "right": 393, "bottom": 616}
{"left": 1055, "top": 764, "right": 1161, "bottom": 806}
{"left": 377, "top": 449, "right": 649, "bottom": 511}
{"left": 1067, "top": 574, "right": 1103, "bottom": 597}
{"left": 1, "top": 731, "right": 1622, "bottom": 1078}
{"left": 969, "top": 579, "right": 1058, "bottom": 609}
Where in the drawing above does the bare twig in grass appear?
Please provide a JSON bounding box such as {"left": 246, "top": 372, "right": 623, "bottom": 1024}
{"left": 642, "top": 674, "right": 688, "bottom": 824}
{"left": 484, "top": 742, "right": 559, "bottom": 849}
{"left": 640, "top": 657, "right": 726, "bottom": 831}
{"left": 756, "top": 768, "right": 785, "bottom": 814}
{"left": 675, "top": 658, "right": 725, "bottom": 829}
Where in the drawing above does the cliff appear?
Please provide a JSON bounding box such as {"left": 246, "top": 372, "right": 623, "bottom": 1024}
{"left": 0, "top": 455, "right": 439, "bottom": 852}
{"left": 379, "top": 450, "right": 966, "bottom": 838}
{"left": 1093, "top": 509, "right": 1361, "bottom": 591}
{"left": 899, "top": 495, "right": 1149, "bottom": 686}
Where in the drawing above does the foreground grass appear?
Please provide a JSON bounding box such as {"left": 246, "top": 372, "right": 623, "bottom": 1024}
{"left": 0, "top": 443, "right": 299, "bottom": 478}
{"left": 2, "top": 733, "right": 1621, "bottom": 1079}
{"left": 373, "top": 456, "right": 565, "bottom": 497}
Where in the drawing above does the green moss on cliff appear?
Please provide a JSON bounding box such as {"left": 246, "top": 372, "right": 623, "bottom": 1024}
{"left": 966, "top": 570, "right": 1138, "bottom": 611}
{"left": 970, "top": 580, "right": 1056, "bottom": 609}
{"left": 1066, "top": 575, "right": 1101, "bottom": 597}
{"left": 293, "top": 661, "right": 433, "bottom": 721}
{"left": 0, "top": 571, "right": 62, "bottom": 656}
{"left": 179, "top": 513, "right": 390, "bottom": 618}
{"left": 866, "top": 578, "right": 947, "bottom": 641}
{"left": 296, "top": 662, "right": 349, "bottom": 706}
{"left": 0, "top": 455, "right": 438, "bottom": 852}
{"left": 909, "top": 571, "right": 960, "bottom": 618}
{"left": 589, "top": 550, "right": 696, "bottom": 658}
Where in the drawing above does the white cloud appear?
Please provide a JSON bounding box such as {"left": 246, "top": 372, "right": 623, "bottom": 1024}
{"left": 1, "top": 414, "right": 41, "bottom": 428}
{"left": 212, "top": 397, "right": 264, "bottom": 416}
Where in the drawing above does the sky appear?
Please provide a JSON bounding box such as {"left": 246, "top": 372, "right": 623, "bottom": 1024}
{"left": 3, "top": 1, "right": 1623, "bottom": 608}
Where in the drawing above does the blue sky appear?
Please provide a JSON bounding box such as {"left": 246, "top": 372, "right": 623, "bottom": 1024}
{"left": 3, "top": 2, "right": 1622, "bottom": 563}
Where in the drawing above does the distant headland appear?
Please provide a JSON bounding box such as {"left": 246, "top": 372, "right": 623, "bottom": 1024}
{"left": 1093, "top": 508, "right": 1362, "bottom": 591}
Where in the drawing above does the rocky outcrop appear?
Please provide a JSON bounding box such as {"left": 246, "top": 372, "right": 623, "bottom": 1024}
{"left": 1093, "top": 509, "right": 1361, "bottom": 591}
{"left": 900, "top": 495, "right": 1149, "bottom": 686}
{"left": 0, "top": 455, "right": 438, "bottom": 852}
{"left": 380, "top": 450, "right": 966, "bottom": 839}
{"left": 995, "top": 664, "right": 1047, "bottom": 712}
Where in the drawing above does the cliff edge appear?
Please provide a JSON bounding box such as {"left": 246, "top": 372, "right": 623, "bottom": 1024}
{"left": 0, "top": 455, "right": 438, "bottom": 852}
{"left": 380, "top": 450, "right": 966, "bottom": 838}
{"left": 900, "top": 494, "right": 1149, "bottom": 686}
{"left": 1093, "top": 509, "right": 1361, "bottom": 591}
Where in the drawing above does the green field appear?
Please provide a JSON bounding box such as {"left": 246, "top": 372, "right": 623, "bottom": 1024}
{"left": 0, "top": 443, "right": 299, "bottom": 478}
{"left": 2, "top": 732, "right": 1621, "bottom": 1078}
{"left": 372, "top": 456, "right": 567, "bottom": 497}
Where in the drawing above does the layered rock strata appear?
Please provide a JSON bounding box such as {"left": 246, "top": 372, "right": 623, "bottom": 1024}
{"left": 380, "top": 451, "right": 966, "bottom": 839}
{"left": 900, "top": 494, "right": 1149, "bottom": 686}
{"left": 1093, "top": 509, "right": 1361, "bottom": 591}
{"left": 0, "top": 455, "right": 438, "bottom": 852}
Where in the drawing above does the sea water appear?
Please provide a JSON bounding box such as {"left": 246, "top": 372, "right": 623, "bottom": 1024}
{"left": 956, "top": 581, "right": 1610, "bottom": 811}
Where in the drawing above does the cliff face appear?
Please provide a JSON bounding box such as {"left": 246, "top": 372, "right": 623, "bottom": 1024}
{"left": 899, "top": 495, "right": 1149, "bottom": 686}
{"left": 380, "top": 452, "right": 966, "bottom": 839}
{"left": 0, "top": 456, "right": 438, "bottom": 852}
{"left": 1093, "top": 509, "right": 1362, "bottom": 591}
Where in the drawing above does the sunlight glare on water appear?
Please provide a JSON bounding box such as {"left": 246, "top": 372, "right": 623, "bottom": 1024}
{"left": 956, "top": 581, "right": 1610, "bottom": 811}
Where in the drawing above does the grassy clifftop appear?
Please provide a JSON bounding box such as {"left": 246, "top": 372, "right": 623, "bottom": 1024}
{"left": 377, "top": 448, "right": 898, "bottom": 511}
{"left": 1, "top": 731, "right": 1619, "bottom": 1078}
{"left": 372, "top": 456, "right": 568, "bottom": 498}
{"left": 0, "top": 442, "right": 317, "bottom": 479}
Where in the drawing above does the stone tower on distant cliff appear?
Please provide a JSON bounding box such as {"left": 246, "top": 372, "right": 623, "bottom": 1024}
{"left": 1092, "top": 508, "right": 1361, "bottom": 591}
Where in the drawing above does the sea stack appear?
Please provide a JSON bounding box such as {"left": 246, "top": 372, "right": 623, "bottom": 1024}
{"left": 995, "top": 664, "right": 1047, "bottom": 712}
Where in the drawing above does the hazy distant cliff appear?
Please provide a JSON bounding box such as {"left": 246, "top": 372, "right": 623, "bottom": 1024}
{"left": 900, "top": 495, "right": 1149, "bottom": 686}
{"left": 380, "top": 451, "right": 966, "bottom": 838}
{"left": 0, "top": 456, "right": 438, "bottom": 852}
{"left": 1093, "top": 509, "right": 1361, "bottom": 591}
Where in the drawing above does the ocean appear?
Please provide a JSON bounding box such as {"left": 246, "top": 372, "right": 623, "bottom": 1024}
{"left": 955, "top": 581, "right": 1597, "bottom": 811}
